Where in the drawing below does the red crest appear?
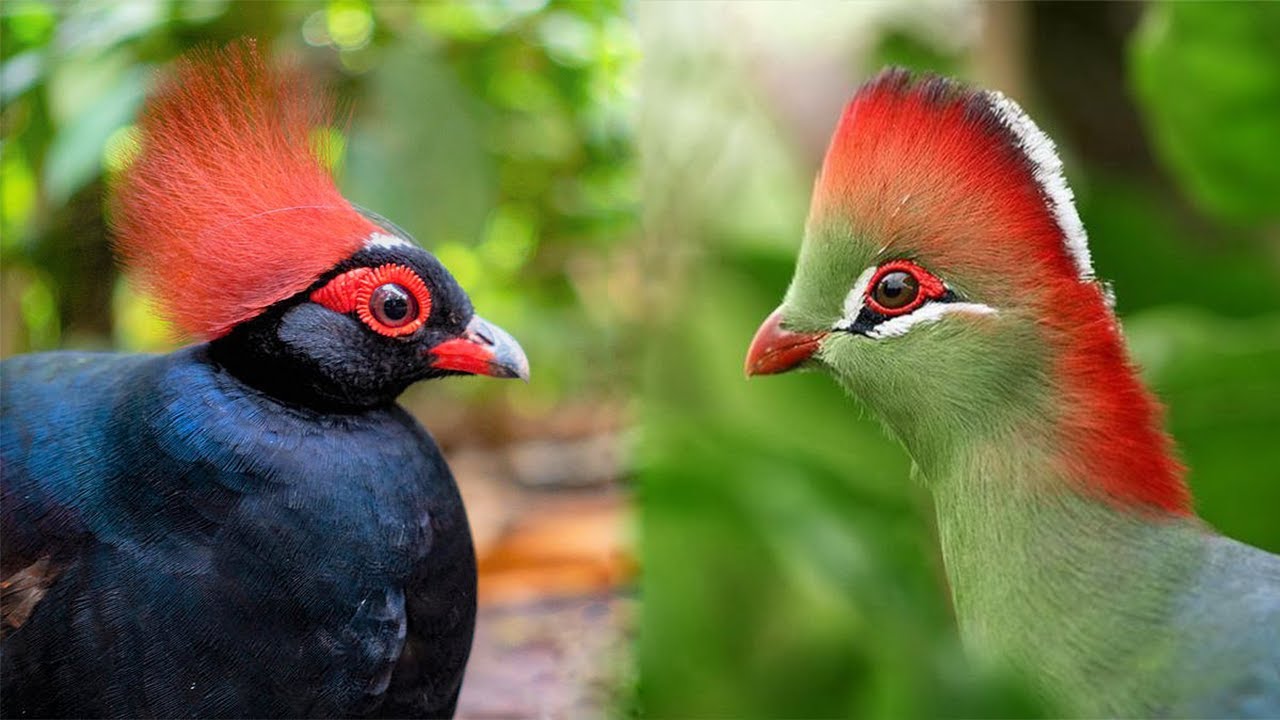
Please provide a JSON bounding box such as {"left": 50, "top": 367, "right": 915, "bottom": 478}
{"left": 814, "top": 70, "right": 1189, "bottom": 515}
{"left": 112, "top": 39, "right": 377, "bottom": 339}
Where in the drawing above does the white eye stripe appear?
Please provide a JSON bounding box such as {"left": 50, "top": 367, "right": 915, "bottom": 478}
{"left": 834, "top": 264, "right": 998, "bottom": 337}
{"left": 834, "top": 265, "right": 879, "bottom": 330}
{"left": 865, "top": 302, "right": 997, "bottom": 339}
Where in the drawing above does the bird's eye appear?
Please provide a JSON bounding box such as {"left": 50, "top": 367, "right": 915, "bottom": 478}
{"left": 871, "top": 271, "right": 919, "bottom": 310}
{"left": 861, "top": 260, "right": 945, "bottom": 317}
{"left": 310, "top": 263, "right": 432, "bottom": 337}
{"left": 370, "top": 283, "right": 418, "bottom": 328}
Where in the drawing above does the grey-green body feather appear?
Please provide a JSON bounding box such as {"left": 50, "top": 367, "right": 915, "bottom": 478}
{"left": 929, "top": 431, "right": 1280, "bottom": 716}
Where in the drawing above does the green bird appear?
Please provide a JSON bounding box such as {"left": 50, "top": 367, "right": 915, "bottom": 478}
{"left": 744, "top": 69, "right": 1280, "bottom": 718}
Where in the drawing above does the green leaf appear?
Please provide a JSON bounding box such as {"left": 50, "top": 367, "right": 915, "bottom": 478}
{"left": 1130, "top": 1, "right": 1280, "bottom": 222}
{"left": 0, "top": 51, "right": 45, "bottom": 103}
{"left": 43, "top": 64, "right": 147, "bottom": 204}
{"left": 1128, "top": 309, "right": 1280, "bottom": 553}
{"left": 341, "top": 46, "right": 495, "bottom": 252}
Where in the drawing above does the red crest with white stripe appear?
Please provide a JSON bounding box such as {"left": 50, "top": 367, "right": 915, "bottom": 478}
{"left": 811, "top": 69, "right": 1096, "bottom": 304}
{"left": 810, "top": 69, "right": 1188, "bottom": 514}
{"left": 112, "top": 40, "right": 377, "bottom": 339}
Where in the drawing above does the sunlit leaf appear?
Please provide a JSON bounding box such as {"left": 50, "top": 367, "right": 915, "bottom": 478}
{"left": 342, "top": 46, "right": 495, "bottom": 252}
{"left": 1128, "top": 309, "right": 1280, "bottom": 552}
{"left": 1, "top": 143, "right": 37, "bottom": 248}
{"left": 17, "top": 269, "right": 59, "bottom": 350}
{"left": 44, "top": 64, "right": 147, "bottom": 203}
{"left": 2, "top": 0, "right": 57, "bottom": 48}
{"left": 101, "top": 123, "right": 141, "bottom": 174}
{"left": 1130, "top": 1, "right": 1280, "bottom": 222}
{"left": 0, "top": 51, "right": 45, "bottom": 103}
{"left": 326, "top": 0, "right": 373, "bottom": 51}
{"left": 110, "top": 278, "right": 175, "bottom": 353}
{"left": 54, "top": 1, "right": 163, "bottom": 54}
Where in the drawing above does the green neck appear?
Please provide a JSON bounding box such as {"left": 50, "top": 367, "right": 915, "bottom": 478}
{"left": 925, "top": 427, "right": 1206, "bottom": 716}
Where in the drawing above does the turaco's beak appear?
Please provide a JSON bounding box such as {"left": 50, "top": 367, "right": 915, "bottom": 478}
{"left": 428, "top": 315, "right": 530, "bottom": 382}
{"left": 744, "top": 308, "right": 827, "bottom": 377}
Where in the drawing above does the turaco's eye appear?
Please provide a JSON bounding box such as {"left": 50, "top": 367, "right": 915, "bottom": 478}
{"left": 310, "top": 263, "right": 432, "bottom": 337}
{"left": 862, "top": 260, "right": 946, "bottom": 316}
{"left": 369, "top": 283, "right": 418, "bottom": 328}
{"left": 871, "top": 271, "right": 919, "bottom": 310}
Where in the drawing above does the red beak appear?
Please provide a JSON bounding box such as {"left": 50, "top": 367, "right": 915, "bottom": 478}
{"left": 744, "top": 308, "right": 827, "bottom": 377}
{"left": 428, "top": 315, "right": 530, "bottom": 381}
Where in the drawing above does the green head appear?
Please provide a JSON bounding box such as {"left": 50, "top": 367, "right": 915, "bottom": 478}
{"left": 746, "top": 69, "right": 1189, "bottom": 513}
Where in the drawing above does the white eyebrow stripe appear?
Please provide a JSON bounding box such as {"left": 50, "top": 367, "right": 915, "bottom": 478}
{"left": 834, "top": 265, "right": 879, "bottom": 330}
{"left": 866, "top": 302, "right": 998, "bottom": 339}
{"left": 364, "top": 231, "right": 411, "bottom": 249}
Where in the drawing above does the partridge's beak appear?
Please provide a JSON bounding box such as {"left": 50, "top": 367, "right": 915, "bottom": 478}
{"left": 744, "top": 308, "right": 827, "bottom": 377}
{"left": 428, "top": 315, "right": 530, "bottom": 381}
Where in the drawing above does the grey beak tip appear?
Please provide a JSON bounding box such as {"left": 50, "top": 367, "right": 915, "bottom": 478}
{"left": 506, "top": 355, "right": 531, "bottom": 384}
{"left": 469, "top": 314, "right": 530, "bottom": 383}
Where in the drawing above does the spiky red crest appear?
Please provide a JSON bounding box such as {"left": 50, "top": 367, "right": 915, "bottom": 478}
{"left": 112, "top": 39, "right": 377, "bottom": 339}
{"left": 812, "top": 69, "right": 1094, "bottom": 297}
{"left": 817, "top": 69, "right": 1188, "bottom": 515}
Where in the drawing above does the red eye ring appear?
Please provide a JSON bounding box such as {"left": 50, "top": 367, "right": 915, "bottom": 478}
{"left": 863, "top": 260, "right": 946, "bottom": 316}
{"left": 310, "top": 263, "right": 432, "bottom": 337}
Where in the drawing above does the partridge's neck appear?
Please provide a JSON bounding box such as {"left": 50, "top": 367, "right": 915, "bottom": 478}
{"left": 928, "top": 429, "right": 1208, "bottom": 716}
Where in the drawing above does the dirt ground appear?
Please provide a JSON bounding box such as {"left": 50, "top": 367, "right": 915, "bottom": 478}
{"left": 457, "top": 592, "right": 635, "bottom": 719}
{"left": 435, "top": 404, "right": 636, "bottom": 718}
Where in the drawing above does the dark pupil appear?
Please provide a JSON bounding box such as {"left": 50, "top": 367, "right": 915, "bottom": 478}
{"left": 873, "top": 271, "right": 919, "bottom": 310}
{"left": 370, "top": 283, "right": 418, "bottom": 327}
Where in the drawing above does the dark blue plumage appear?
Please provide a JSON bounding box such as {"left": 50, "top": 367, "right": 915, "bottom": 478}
{"left": 1, "top": 42, "right": 529, "bottom": 718}
{"left": 1, "top": 346, "right": 476, "bottom": 717}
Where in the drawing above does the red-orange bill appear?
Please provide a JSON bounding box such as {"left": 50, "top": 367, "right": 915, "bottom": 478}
{"left": 429, "top": 315, "right": 530, "bottom": 381}
{"left": 744, "top": 308, "right": 827, "bottom": 377}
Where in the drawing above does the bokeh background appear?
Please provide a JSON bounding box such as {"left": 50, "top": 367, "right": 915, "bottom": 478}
{"left": 5, "top": 1, "right": 1280, "bottom": 718}
{"left": 638, "top": 1, "right": 1280, "bottom": 717}
{"left": 2, "top": 1, "right": 637, "bottom": 716}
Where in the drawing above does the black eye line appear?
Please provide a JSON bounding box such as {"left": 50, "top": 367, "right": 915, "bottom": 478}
{"left": 841, "top": 288, "right": 960, "bottom": 337}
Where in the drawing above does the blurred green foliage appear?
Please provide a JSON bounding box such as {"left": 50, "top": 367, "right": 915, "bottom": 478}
{"left": 1130, "top": 1, "right": 1280, "bottom": 223}
{"left": 5, "top": 2, "right": 1280, "bottom": 718}
{"left": 1, "top": 0, "right": 637, "bottom": 410}
{"left": 639, "top": 2, "right": 1279, "bottom": 718}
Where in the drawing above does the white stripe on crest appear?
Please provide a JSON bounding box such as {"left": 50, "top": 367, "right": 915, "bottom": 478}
{"left": 986, "top": 91, "right": 1095, "bottom": 283}
{"left": 364, "top": 232, "right": 411, "bottom": 249}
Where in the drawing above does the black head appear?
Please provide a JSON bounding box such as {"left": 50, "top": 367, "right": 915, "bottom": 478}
{"left": 210, "top": 239, "right": 528, "bottom": 411}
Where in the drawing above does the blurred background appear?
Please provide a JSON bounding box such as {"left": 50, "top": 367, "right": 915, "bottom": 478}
{"left": 1, "top": 1, "right": 636, "bottom": 716}
{"left": 637, "top": 1, "right": 1280, "bottom": 718}
{"left": 5, "top": 1, "right": 1280, "bottom": 718}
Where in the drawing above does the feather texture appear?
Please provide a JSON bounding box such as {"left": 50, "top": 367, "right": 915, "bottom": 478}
{"left": 764, "top": 68, "right": 1280, "bottom": 715}
{"left": 803, "top": 69, "right": 1188, "bottom": 513}
{"left": 0, "top": 349, "right": 474, "bottom": 717}
{"left": 112, "top": 40, "right": 375, "bottom": 339}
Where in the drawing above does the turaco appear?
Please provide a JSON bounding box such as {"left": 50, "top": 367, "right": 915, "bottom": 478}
{"left": 745, "top": 68, "right": 1280, "bottom": 718}
{"left": 1, "top": 40, "right": 527, "bottom": 718}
